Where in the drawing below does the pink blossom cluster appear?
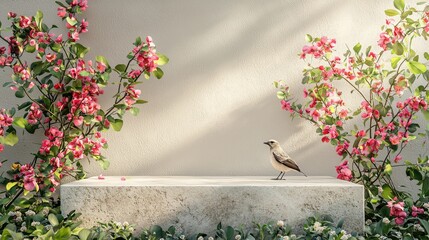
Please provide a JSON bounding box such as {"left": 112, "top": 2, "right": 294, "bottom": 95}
{"left": 66, "top": 134, "right": 106, "bottom": 160}
{"left": 423, "top": 12, "right": 429, "bottom": 33}
{"left": 387, "top": 198, "right": 407, "bottom": 225}
{"left": 335, "top": 160, "right": 352, "bottom": 181}
{"left": 27, "top": 103, "right": 42, "bottom": 125}
{"left": 301, "top": 36, "right": 336, "bottom": 59}
{"left": 0, "top": 109, "right": 13, "bottom": 152}
{"left": 411, "top": 205, "right": 424, "bottom": 217}
{"left": 57, "top": 0, "right": 88, "bottom": 42}
{"left": 0, "top": 46, "right": 13, "bottom": 66}
{"left": 134, "top": 36, "right": 159, "bottom": 73}
{"left": 377, "top": 20, "right": 404, "bottom": 50}
{"left": 20, "top": 164, "right": 37, "bottom": 191}
{"left": 125, "top": 85, "right": 141, "bottom": 107}
{"left": 397, "top": 96, "right": 428, "bottom": 129}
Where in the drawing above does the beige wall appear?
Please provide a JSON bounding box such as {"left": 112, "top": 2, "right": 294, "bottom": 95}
{"left": 1, "top": 1, "right": 422, "bottom": 185}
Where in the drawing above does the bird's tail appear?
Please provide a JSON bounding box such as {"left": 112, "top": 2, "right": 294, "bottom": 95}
{"left": 300, "top": 171, "right": 308, "bottom": 177}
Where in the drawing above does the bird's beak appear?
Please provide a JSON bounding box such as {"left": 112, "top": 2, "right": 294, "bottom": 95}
{"left": 263, "top": 141, "right": 269, "bottom": 145}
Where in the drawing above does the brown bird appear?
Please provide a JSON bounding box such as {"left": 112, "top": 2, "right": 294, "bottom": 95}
{"left": 264, "top": 139, "right": 307, "bottom": 180}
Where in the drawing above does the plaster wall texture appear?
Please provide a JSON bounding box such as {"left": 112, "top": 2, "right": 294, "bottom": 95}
{"left": 0, "top": 1, "right": 425, "bottom": 188}
{"left": 61, "top": 176, "right": 364, "bottom": 235}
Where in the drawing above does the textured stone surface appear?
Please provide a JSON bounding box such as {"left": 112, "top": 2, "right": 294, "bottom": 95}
{"left": 61, "top": 176, "right": 364, "bottom": 234}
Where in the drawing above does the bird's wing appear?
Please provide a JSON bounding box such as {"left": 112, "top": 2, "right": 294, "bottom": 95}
{"left": 272, "top": 151, "right": 301, "bottom": 172}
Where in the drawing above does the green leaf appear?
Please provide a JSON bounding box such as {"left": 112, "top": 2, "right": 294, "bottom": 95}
{"left": 277, "top": 91, "right": 286, "bottom": 99}
{"left": 385, "top": 9, "right": 400, "bottom": 16}
{"left": 73, "top": 43, "right": 89, "bottom": 58}
{"left": 153, "top": 67, "right": 164, "bottom": 79}
{"left": 35, "top": 10, "right": 43, "bottom": 29}
{"left": 54, "top": 227, "right": 71, "bottom": 240}
{"left": 78, "top": 229, "right": 91, "bottom": 240}
{"left": 135, "top": 99, "right": 148, "bottom": 104}
{"left": 25, "top": 45, "right": 36, "bottom": 53}
{"left": 66, "top": 17, "right": 77, "bottom": 27}
{"left": 391, "top": 56, "right": 401, "bottom": 68}
{"left": 130, "top": 107, "right": 140, "bottom": 116}
{"left": 48, "top": 214, "right": 59, "bottom": 227}
{"left": 97, "top": 159, "right": 110, "bottom": 170}
{"left": 394, "top": 0, "right": 405, "bottom": 11}
{"left": 384, "top": 164, "right": 392, "bottom": 175}
{"left": 305, "top": 34, "right": 313, "bottom": 42}
{"left": 15, "top": 90, "right": 24, "bottom": 98}
{"left": 423, "top": 177, "right": 429, "bottom": 196}
{"left": 423, "top": 110, "right": 429, "bottom": 121}
{"left": 135, "top": 36, "right": 142, "bottom": 46}
{"left": 51, "top": 43, "right": 62, "bottom": 52}
{"left": 421, "top": 219, "right": 429, "bottom": 234}
{"left": 111, "top": 119, "right": 123, "bottom": 131}
{"left": 4, "top": 134, "right": 18, "bottom": 146}
{"left": 407, "top": 61, "right": 427, "bottom": 74}
{"left": 156, "top": 54, "right": 169, "bottom": 66}
{"left": 381, "top": 184, "right": 394, "bottom": 200}
{"left": 225, "top": 226, "right": 235, "bottom": 240}
{"left": 6, "top": 182, "right": 18, "bottom": 191}
{"left": 392, "top": 42, "right": 404, "bottom": 55}
{"left": 13, "top": 117, "right": 27, "bottom": 129}
{"left": 425, "top": 52, "right": 429, "bottom": 61}
{"left": 114, "top": 64, "right": 126, "bottom": 73}
{"left": 96, "top": 55, "right": 109, "bottom": 67}
{"left": 353, "top": 43, "right": 361, "bottom": 53}
{"left": 31, "top": 61, "right": 45, "bottom": 75}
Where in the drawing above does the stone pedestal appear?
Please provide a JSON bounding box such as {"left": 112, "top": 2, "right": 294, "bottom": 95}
{"left": 61, "top": 176, "right": 364, "bottom": 234}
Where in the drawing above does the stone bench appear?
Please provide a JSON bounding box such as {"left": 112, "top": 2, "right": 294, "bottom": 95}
{"left": 61, "top": 176, "right": 364, "bottom": 235}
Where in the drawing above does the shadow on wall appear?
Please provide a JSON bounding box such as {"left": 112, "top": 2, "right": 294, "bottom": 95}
{"left": 79, "top": 0, "right": 346, "bottom": 177}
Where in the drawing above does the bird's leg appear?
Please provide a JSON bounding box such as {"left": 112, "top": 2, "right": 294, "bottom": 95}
{"left": 272, "top": 172, "right": 283, "bottom": 180}
{"left": 280, "top": 172, "right": 286, "bottom": 180}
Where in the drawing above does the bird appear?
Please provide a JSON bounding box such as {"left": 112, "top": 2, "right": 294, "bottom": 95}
{"left": 263, "top": 139, "right": 307, "bottom": 180}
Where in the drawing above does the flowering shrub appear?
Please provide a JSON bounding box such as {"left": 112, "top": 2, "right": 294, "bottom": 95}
{"left": 0, "top": 0, "right": 168, "bottom": 212}
{"left": 276, "top": 0, "right": 429, "bottom": 238}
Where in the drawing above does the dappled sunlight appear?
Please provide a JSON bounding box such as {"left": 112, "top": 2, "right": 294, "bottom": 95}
{"left": 80, "top": 0, "right": 392, "bottom": 177}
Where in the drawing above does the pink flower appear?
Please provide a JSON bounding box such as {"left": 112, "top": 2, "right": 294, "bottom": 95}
{"left": 335, "top": 160, "right": 352, "bottom": 181}
{"left": 69, "top": 31, "right": 80, "bottom": 41}
{"left": 8, "top": 12, "right": 17, "bottom": 18}
{"left": 281, "top": 100, "right": 292, "bottom": 112}
{"left": 57, "top": 7, "right": 67, "bottom": 18}
{"left": 378, "top": 32, "right": 391, "bottom": 50}
{"left": 67, "top": 136, "right": 85, "bottom": 159}
{"left": 356, "top": 130, "right": 366, "bottom": 137}
{"left": 98, "top": 174, "right": 105, "bottom": 180}
{"left": 20, "top": 164, "right": 37, "bottom": 191}
{"left": 73, "top": 116, "right": 84, "bottom": 127}
{"left": 97, "top": 61, "right": 106, "bottom": 73}
{"left": 46, "top": 53, "right": 57, "bottom": 63}
{"left": 125, "top": 86, "right": 141, "bottom": 107}
{"left": 390, "top": 134, "right": 401, "bottom": 145}
{"left": 387, "top": 199, "right": 407, "bottom": 225}
{"left": 121, "top": 176, "right": 126, "bottom": 181}
{"left": 27, "top": 103, "right": 43, "bottom": 125}
{"left": 55, "top": 34, "right": 63, "bottom": 43}
{"left": 39, "top": 139, "right": 53, "bottom": 155}
{"left": 394, "top": 155, "right": 402, "bottom": 163}
{"left": 338, "top": 109, "right": 348, "bottom": 119}
{"left": 336, "top": 141, "right": 349, "bottom": 156}
{"left": 128, "top": 69, "right": 142, "bottom": 79}
{"left": 0, "top": 144, "right": 4, "bottom": 153}
{"left": 411, "top": 206, "right": 424, "bottom": 217}
{"left": 19, "top": 16, "right": 32, "bottom": 28}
